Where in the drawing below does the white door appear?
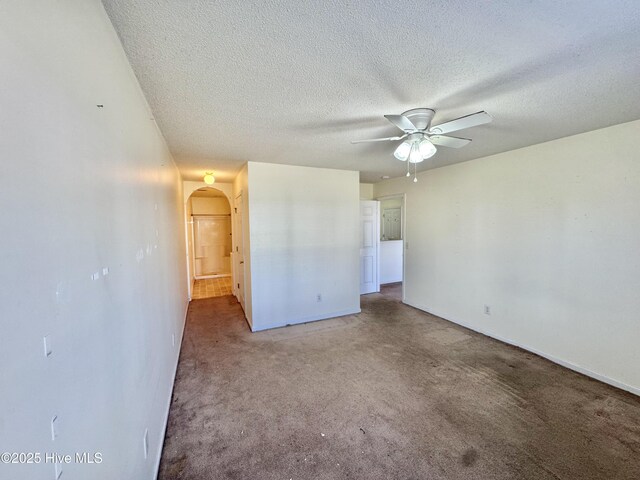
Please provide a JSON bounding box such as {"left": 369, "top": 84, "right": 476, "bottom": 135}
{"left": 234, "top": 193, "right": 245, "bottom": 309}
{"left": 360, "top": 200, "right": 380, "bottom": 294}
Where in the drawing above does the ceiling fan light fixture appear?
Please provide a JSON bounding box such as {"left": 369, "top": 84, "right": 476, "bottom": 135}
{"left": 408, "top": 141, "right": 424, "bottom": 163}
{"left": 393, "top": 141, "right": 412, "bottom": 161}
{"left": 349, "top": 108, "right": 492, "bottom": 180}
{"left": 419, "top": 138, "right": 437, "bottom": 159}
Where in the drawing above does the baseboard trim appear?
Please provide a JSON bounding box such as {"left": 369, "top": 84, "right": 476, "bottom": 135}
{"left": 406, "top": 300, "right": 640, "bottom": 397}
{"left": 153, "top": 302, "right": 189, "bottom": 479}
{"left": 251, "top": 307, "right": 362, "bottom": 332}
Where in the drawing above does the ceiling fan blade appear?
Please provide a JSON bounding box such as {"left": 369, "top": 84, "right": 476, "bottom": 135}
{"left": 429, "top": 134, "right": 471, "bottom": 148}
{"left": 429, "top": 111, "right": 492, "bottom": 135}
{"left": 351, "top": 134, "right": 406, "bottom": 144}
{"left": 384, "top": 114, "right": 417, "bottom": 132}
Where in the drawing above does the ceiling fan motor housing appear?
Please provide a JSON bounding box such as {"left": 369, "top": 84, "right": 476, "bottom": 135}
{"left": 402, "top": 108, "right": 435, "bottom": 131}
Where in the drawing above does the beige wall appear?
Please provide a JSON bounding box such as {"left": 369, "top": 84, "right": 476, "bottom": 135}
{"left": 0, "top": 2, "right": 188, "bottom": 479}
{"left": 190, "top": 196, "right": 231, "bottom": 215}
{"left": 360, "top": 183, "right": 374, "bottom": 200}
{"left": 374, "top": 119, "right": 640, "bottom": 395}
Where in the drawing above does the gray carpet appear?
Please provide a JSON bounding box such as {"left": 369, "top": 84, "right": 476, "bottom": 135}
{"left": 159, "top": 284, "right": 640, "bottom": 479}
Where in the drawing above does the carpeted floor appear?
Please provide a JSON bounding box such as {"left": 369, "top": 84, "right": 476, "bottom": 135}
{"left": 159, "top": 284, "right": 640, "bottom": 479}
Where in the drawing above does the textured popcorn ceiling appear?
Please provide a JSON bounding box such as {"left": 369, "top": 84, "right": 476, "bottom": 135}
{"left": 102, "top": 0, "right": 640, "bottom": 183}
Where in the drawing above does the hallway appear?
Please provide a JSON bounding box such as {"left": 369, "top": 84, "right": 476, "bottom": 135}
{"left": 191, "top": 277, "right": 233, "bottom": 299}
{"left": 159, "top": 289, "right": 640, "bottom": 480}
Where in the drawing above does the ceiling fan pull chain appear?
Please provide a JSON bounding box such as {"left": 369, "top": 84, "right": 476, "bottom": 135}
{"left": 413, "top": 161, "right": 418, "bottom": 183}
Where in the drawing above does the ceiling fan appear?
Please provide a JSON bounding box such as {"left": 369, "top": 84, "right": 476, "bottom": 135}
{"left": 351, "top": 108, "right": 492, "bottom": 181}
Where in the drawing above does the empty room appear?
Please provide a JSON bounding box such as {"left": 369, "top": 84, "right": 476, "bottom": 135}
{"left": 2, "top": 1, "right": 640, "bottom": 479}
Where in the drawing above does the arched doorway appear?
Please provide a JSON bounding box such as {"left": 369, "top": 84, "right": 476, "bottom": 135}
{"left": 185, "top": 186, "right": 233, "bottom": 300}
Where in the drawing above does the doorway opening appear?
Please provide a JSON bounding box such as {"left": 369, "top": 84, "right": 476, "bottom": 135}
{"left": 360, "top": 200, "right": 380, "bottom": 295}
{"left": 186, "top": 187, "right": 233, "bottom": 300}
{"left": 378, "top": 194, "right": 405, "bottom": 300}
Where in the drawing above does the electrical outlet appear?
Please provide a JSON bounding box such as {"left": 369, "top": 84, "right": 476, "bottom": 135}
{"left": 316, "top": 294, "right": 322, "bottom": 302}
{"left": 143, "top": 429, "right": 149, "bottom": 460}
{"left": 102, "top": 267, "right": 109, "bottom": 276}
{"left": 484, "top": 305, "right": 491, "bottom": 315}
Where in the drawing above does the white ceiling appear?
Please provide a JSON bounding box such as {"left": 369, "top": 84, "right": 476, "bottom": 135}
{"left": 102, "top": 0, "right": 640, "bottom": 183}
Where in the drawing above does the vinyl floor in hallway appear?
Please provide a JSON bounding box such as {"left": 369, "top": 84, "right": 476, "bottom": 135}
{"left": 159, "top": 285, "right": 640, "bottom": 479}
{"left": 191, "top": 277, "right": 233, "bottom": 299}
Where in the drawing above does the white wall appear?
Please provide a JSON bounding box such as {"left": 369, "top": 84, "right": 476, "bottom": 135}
{"left": 0, "top": 2, "right": 188, "bottom": 479}
{"left": 247, "top": 162, "right": 361, "bottom": 331}
{"left": 374, "top": 119, "right": 640, "bottom": 395}
{"left": 360, "top": 183, "right": 374, "bottom": 200}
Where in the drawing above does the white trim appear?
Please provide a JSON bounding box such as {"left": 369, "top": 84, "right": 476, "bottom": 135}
{"left": 194, "top": 273, "right": 231, "bottom": 280}
{"left": 243, "top": 312, "right": 252, "bottom": 332}
{"left": 406, "top": 300, "right": 640, "bottom": 397}
{"left": 153, "top": 302, "right": 189, "bottom": 480}
{"left": 234, "top": 191, "right": 246, "bottom": 309}
{"left": 184, "top": 205, "right": 192, "bottom": 301}
{"left": 251, "top": 308, "right": 362, "bottom": 332}
{"left": 376, "top": 201, "right": 381, "bottom": 293}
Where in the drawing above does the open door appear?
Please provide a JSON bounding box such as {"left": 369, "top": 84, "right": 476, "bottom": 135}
{"left": 360, "top": 200, "right": 380, "bottom": 294}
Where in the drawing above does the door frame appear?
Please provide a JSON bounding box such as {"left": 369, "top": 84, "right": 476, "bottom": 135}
{"left": 376, "top": 193, "right": 406, "bottom": 302}
{"left": 233, "top": 191, "right": 245, "bottom": 311}
{"left": 182, "top": 182, "right": 235, "bottom": 301}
